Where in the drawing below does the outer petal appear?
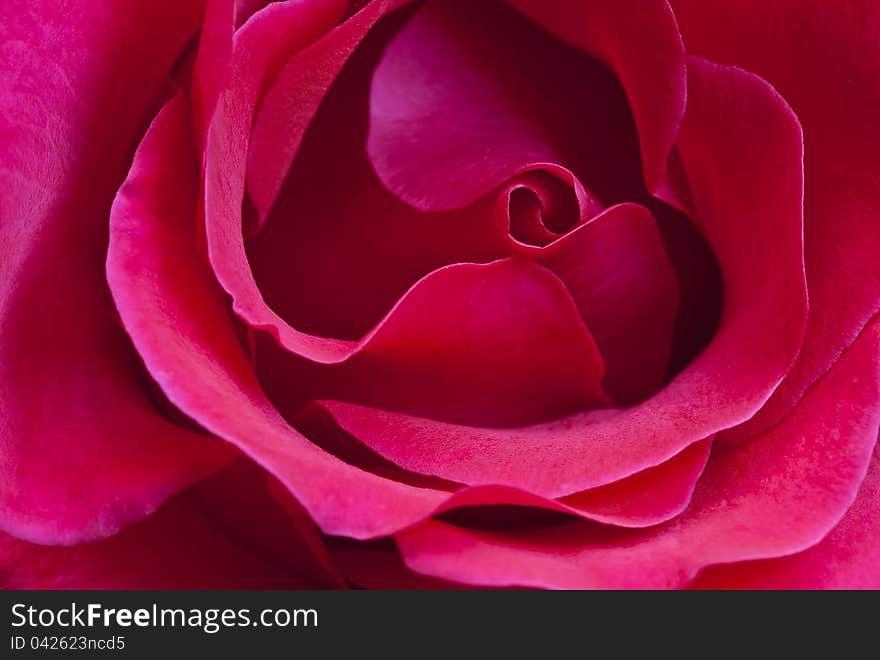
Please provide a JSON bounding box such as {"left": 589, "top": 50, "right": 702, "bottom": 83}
{"left": 332, "top": 545, "right": 468, "bottom": 589}
{"left": 107, "top": 91, "right": 446, "bottom": 540}
{"left": 670, "top": 1, "right": 880, "bottom": 442}
{"left": 397, "top": 318, "right": 880, "bottom": 589}
{"left": 0, "top": 496, "right": 305, "bottom": 589}
{"left": 0, "top": 0, "right": 232, "bottom": 545}
{"left": 692, "top": 434, "right": 880, "bottom": 589}
{"left": 190, "top": 460, "right": 345, "bottom": 588}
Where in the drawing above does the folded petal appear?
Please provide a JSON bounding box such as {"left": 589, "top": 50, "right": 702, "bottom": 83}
{"left": 0, "top": 0, "right": 232, "bottom": 545}
{"left": 281, "top": 57, "right": 802, "bottom": 500}
{"left": 507, "top": 0, "right": 686, "bottom": 191}
{"left": 246, "top": 33, "right": 511, "bottom": 341}
{"left": 256, "top": 257, "right": 608, "bottom": 428}
{"left": 367, "top": 0, "right": 644, "bottom": 212}
{"left": 190, "top": 459, "right": 345, "bottom": 588}
{"left": 245, "top": 0, "right": 395, "bottom": 225}
{"left": 107, "top": 99, "right": 706, "bottom": 537}
{"left": 671, "top": 1, "right": 880, "bottom": 443}
{"left": 206, "top": 0, "right": 407, "bottom": 363}
{"left": 397, "top": 318, "right": 880, "bottom": 588}
{"left": 309, "top": 402, "right": 713, "bottom": 526}
{"left": 691, "top": 434, "right": 880, "bottom": 589}
{"left": 538, "top": 203, "right": 679, "bottom": 403}
{"left": 0, "top": 496, "right": 304, "bottom": 589}
{"left": 108, "top": 91, "right": 448, "bottom": 540}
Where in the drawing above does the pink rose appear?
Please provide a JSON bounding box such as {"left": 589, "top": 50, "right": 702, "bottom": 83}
{"left": 2, "top": 0, "right": 878, "bottom": 589}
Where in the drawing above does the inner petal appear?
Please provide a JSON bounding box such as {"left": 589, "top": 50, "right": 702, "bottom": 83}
{"left": 367, "top": 0, "right": 644, "bottom": 214}
{"left": 503, "top": 168, "right": 593, "bottom": 249}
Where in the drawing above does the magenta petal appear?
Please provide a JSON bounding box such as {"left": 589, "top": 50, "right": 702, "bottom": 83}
{"left": 205, "top": 0, "right": 402, "bottom": 363}
{"left": 245, "top": 0, "right": 392, "bottom": 225}
{"left": 538, "top": 203, "right": 679, "bottom": 404}
{"left": 313, "top": 399, "right": 710, "bottom": 501}
{"left": 692, "top": 436, "right": 880, "bottom": 590}
{"left": 292, "top": 57, "right": 806, "bottom": 497}
{"left": 105, "top": 96, "right": 703, "bottom": 535}
{"left": 259, "top": 257, "right": 609, "bottom": 428}
{"left": 367, "top": 0, "right": 644, "bottom": 212}
{"left": 332, "top": 546, "right": 468, "bottom": 589}
{"left": 507, "top": 0, "right": 686, "bottom": 191}
{"left": 0, "top": 496, "right": 305, "bottom": 589}
{"left": 107, "top": 93, "right": 449, "bottom": 540}
{"left": 190, "top": 460, "right": 345, "bottom": 588}
{"left": 671, "top": 1, "right": 880, "bottom": 444}
{"left": 397, "top": 319, "right": 880, "bottom": 589}
{"left": 0, "top": 0, "right": 233, "bottom": 545}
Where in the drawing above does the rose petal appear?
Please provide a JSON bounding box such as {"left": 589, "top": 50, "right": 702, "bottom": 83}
{"left": 107, "top": 99, "right": 706, "bottom": 536}
{"left": 206, "top": 0, "right": 405, "bottom": 363}
{"left": 0, "top": 496, "right": 305, "bottom": 589}
{"left": 190, "top": 459, "right": 345, "bottom": 588}
{"left": 670, "top": 1, "right": 880, "bottom": 443}
{"left": 691, "top": 434, "right": 880, "bottom": 589}
{"left": 538, "top": 203, "right": 679, "bottom": 403}
{"left": 108, "top": 91, "right": 449, "bottom": 540}
{"left": 246, "top": 0, "right": 399, "bottom": 225}
{"left": 332, "top": 545, "right": 468, "bottom": 589}
{"left": 237, "top": 56, "right": 805, "bottom": 498}
{"left": 397, "top": 318, "right": 880, "bottom": 589}
{"left": 0, "top": 0, "right": 233, "bottom": 546}
{"left": 297, "top": 52, "right": 808, "bottom": 498}
{"left": 366, "top": 0, "right": 644, "bottom": 212}
{"left": 507, "top": 0, "right": 686, "bottom": 191}
{"left": 309, "top": 402, "right": 714, "bottom": 526}
{"left": 246, "top": 33, "right": 511, "bottom": 341}
{"left": 256, "top": 257, "right": 608, "bottom": 428}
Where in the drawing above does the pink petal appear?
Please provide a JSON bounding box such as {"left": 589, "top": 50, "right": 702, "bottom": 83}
{"left": 397, "top": 318, "right": 880, "bottom": 589}
{"left": 309, "top": 403, "right": 714, "bottom": 526}
{"left": 245, "top": 35, "right": 511, "bottom": 341}
{"left": 246, "top": 0, "right": 398, "bottom": 226}
{"left": 284, "top": 55, "right": 806, "bottom": 498}
{"left": 191, "top": 0, "right": 235, "bottom": 153}
{"left": 205, "top": 0, "right": 405, "bottom": 363}
{"left": 0, "top": 0, "right": 232, "bottom": 545}
{"left": 366, "top": 0, "right": 644, "bottom": 212}
{"left": 255, "top": 257, "right": 608, "bottom": 428}
{"left": 190, "top": 460, "right": 346, "bottom": 588}
{"left": 691, "top": 432, "right": 880, "bottom": 589}
{"left": 107, "top": 91, "right": 448, "bottom": 540}
{"left": 332, "top": 545, "right": 469, "bottom": 589}
{"left": 247, "top": 26, "right": 677, "bottom": 407}
{"left": 670, "top": 1, "right": 880, "bottom": 443}
{"left": 0, "top": 496, "right": 305, "bottom": 589}
{"left": 107, "top": 96, "right": 707, "bottom": 535}
{"left": 507, "top": 0, "right": 686, "bottom": 191}
{"left": 538, "top": 203, "right": 679, "bottom": 403}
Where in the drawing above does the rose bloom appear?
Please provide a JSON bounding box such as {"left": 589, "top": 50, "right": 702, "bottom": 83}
{"left": 1, "top": 0, "right": 878, "bottom": 590}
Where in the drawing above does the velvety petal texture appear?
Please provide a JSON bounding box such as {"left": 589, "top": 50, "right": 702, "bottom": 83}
{"left": 0, "top": 496, "right": 308, "bottom": 589}
{"left": 397, "top": 318, "right": 880, "bottom": 588}
{"left": 0, "top": 0, "right": 233, "bottom": 545}
{"left": 692, "top": 433, "right": 880, "bottom": 589}
{"left": 3, "top": 0, "right": 877, "bottom": 592}
{"left": 671, "top": 1, "right": 880, "bottom": 446}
